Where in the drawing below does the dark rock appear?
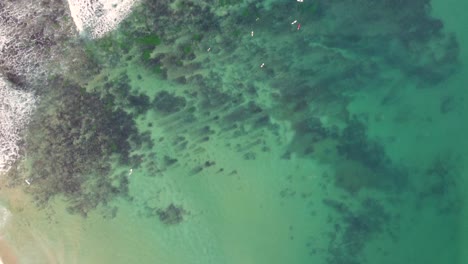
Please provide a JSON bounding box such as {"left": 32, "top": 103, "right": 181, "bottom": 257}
{"left": 157, "top": 204, "right": 187, "bottom": 225}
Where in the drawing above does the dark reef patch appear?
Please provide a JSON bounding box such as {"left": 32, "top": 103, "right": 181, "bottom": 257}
{"left": 323, "top": 197, "right": 391, "bottom": 264}
{"left": 153, "top": 90, "right": 187, "bottom": 114}
{"left": 127, "top": 93, "right": 152, "bottom": 115}
{"left": 333, "top": 117, "right": 408, "bottom": 194}
{"left": 17, "top": 76, "right": 150, "bottom": 217}
{"left": 336, "top": 117, "right": 387, "bottom": 170}
{"left": 417, "top": 153, "right": 462, "bottom": 214}
{"left": 157, "top": 204, "right": 188, "bottom": 225}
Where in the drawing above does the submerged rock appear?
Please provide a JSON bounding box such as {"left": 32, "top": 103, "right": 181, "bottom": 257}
{"left": 157, "top": 204, "right": 187, "bottom": 225}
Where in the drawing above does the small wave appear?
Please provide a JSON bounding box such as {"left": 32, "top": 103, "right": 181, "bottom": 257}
{"left": 67, "top": 0, "right": 139, "bottom": 38}
{"left": 0, "top": 79, "right": 37, "bottom": 173}
{"left": 0, "top": 206, "right": 11, "bottom": 231}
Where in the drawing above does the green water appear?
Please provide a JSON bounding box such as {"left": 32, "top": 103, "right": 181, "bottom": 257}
{"left": 1, "top": 0, "right": 467, "bottom": 263}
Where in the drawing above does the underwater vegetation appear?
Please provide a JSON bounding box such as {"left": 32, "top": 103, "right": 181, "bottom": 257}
{"left": 322, "top": 197, "right": 391, "bottom": 264}
{"left": 153, "top": 91, "right": 187, "bottom": 114}
{"left": 1, "top": 1, "right": 461, "bottom": 262}
{"left": 157, "top": 204, "right": 188, "bottom": 225}
{"left": 16, "top": 77, "right": 144, "bottom": 216}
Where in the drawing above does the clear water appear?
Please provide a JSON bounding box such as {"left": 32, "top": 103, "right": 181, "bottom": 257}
{"left": 0, "top": 0, "right": 467, "bottom": 263}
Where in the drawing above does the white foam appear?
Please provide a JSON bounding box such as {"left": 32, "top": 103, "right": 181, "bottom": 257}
{"left": 67, "top": 0, "right": 139, "bottom": 39}
{"left": 0, "top": 206, "right": 11, "bottom": 231}
{"left": 0, "top": 79, "right": 37, "bottom": 173}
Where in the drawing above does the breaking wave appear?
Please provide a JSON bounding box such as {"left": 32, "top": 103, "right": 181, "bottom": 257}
{"left": 1, "top": 0, "right": 137, "bottom": 174}
{"left": 67, "top": 0, "right": 139, "bottom": 39}
{"left": 0, "top": 79, "right": 36, "bottom": 174}
{"left": 0, "top": 205, "right": 11, "bottom": 231}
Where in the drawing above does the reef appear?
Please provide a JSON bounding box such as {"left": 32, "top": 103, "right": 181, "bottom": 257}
{"left": 153, "top": 91, "right": 187, "bottom": 114}
{"left": 322, "top": 197, "right": 392, "bottom": 264}
{"left": 417, "top": 153, "right": 462, "bottom": 214}
{"left": 14, "top": 76, "right": 147, "bottom": 217}
{"left": 1, "top": 6, "right": 460, "bottom": 264}
{"left": 68, "top": 0, "right": 458, "bottom": 216}
{"left": 156, "top": 204, "right": 187, "bottom": 225}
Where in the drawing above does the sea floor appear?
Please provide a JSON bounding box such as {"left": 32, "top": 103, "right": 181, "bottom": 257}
{"left": 1, "top": 0, "right": 467, "bottom": 263}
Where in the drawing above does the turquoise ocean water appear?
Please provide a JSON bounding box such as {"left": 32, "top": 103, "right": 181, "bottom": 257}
{"left": 0, "top": 0, "right": 467, "bottom": 263}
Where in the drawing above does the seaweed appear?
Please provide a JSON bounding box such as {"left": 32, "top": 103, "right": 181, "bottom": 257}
{"left": 136, "top": 35, "right": 161, "bottom": 46}
{"left": 336, "top": 117, "right": 386, "bottom": 170}
{"left": 22, "top": 77, "right": 140, "bottom": 215}
{"left": 323, "top": 197, "right": 390, "bottom": 264}
{"left": 157, "top": 204, "right": 187, "bottom": 225}
{"left": 153, "top": 91, "right": 187, "bottom": 113}
{"left": 127, "top": 93, "right": 152, "bottom": 115}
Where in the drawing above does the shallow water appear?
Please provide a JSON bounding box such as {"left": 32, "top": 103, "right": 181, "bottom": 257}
{"left": 0, "top": 0, "right": 467, "bottom": 263}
